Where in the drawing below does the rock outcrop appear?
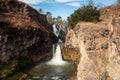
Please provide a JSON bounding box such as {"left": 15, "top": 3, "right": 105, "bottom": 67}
{"left": 0, "top": 0, "right": 56, "bottom": 62}
{"left": 64, "top": 4, "right": 120, "bottom": 80}
{"left": 56, "top": 22, "right": 69, "bottom": 42}
{"left": 0, "top": 0, "right": 56, "bottom": 79}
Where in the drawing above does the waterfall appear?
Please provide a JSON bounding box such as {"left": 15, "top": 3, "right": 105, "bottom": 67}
{"left": 47, "top": 45, "right": 67, "bottom": 65}
{"left": 53, "top": 45, "right": 62, "bottom": 61}
{"left": 53, "top": 24, "right": 62, "bottom": 43}
{"left": 52, "top": 45, "right": 55, "bottom": 56}
{"left": 58, "top": 39, "right": 62, "bottom": 43}
{"left": 47, "top": 24, "right": 67, "bottom": 66}
{"left": 53, "top": 24, "right": 59, "bottom": 37}
{"left": 28, "top": 24, "right": 76, "bottom": 80}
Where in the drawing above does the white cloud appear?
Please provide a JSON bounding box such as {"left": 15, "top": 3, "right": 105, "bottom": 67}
{"left": 66, "top": 2, "right": 81, "bottom": 7}
{"left": 55, "top": 0, "right": 79, "bottom": 3}
{"left": 19, "top": 0, "right": 45, "bottom": 4}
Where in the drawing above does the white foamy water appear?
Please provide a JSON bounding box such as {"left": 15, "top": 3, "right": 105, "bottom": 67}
{"left": 47, "top": 44, "right": 67, "bottom": 66}
{"left": 53, "top": 24, "right": 59, "bottom": 37}
{"left": 28, "top": 24, "right": 76, "bottom": 80}
{"left": 58, "top": 39, "right": 62, "bottom": 43}
{"left": 47, "top": 24, "right": 67, "bottom": 65}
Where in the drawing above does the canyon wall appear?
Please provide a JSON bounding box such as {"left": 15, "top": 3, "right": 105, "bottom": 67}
{"left": 64, "top": 4, "right": 120, "bottom": 80}
{"left": 0, "top": 0, "right": 57, "bottom": 62}
{"left": 0, "top": 0, "right": 56, "bottom": 79}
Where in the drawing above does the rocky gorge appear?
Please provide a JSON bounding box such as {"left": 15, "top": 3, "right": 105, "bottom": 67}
{"left": 63, "top": 4, "right": 120, "bottom": 80}
{"left": 0, "top": 0, "right": 120, "bottom": 80}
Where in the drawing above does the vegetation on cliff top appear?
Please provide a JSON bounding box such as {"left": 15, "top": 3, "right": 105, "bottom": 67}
{"left": 117, "top": 0, "right": 120, "bottom": 3}
{"left": 39, "top": 8, "right": 64, "bottom": 23}
{"left": 67, "top": 0, "right": 100, "bottom": 29}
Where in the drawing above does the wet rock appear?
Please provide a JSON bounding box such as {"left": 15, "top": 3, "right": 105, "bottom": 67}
{"left": 53, "top": 22, "right": 69, "bottom": 42}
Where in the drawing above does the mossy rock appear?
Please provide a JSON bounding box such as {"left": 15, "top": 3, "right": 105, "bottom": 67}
{"left": 7, "top": 72, "right": 27, "bottom": 80}
{"left": 0, "top": 61, "right": 16, "bottom": 79}
{"left": 0, "top": 57, "right": 33, "bottom": 79}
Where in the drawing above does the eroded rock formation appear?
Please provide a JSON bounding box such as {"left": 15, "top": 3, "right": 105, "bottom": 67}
{"left": 56, "top": 22, "right": 69, "bottom": 42}
{"left": 0, "top": 0, "right": 56, "bottom": 79}
{"left": 0, "top": 0, "right": 57, "bottom": 62}
{"left": 64, "top": 4, "right": 120, "bottom": 80}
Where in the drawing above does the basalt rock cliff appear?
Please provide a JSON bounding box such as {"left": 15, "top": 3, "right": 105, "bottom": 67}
{"left": 55, "top": 22, "right": 69, "bottom": 42}
{"left": 0, "top": 0, "right": 56, "bottom": 79}
{"left": 64, "top": 4, "right": 120, "bottom": 80}
{"left": 0, "top": 0, "right": 57, "bottom": 62}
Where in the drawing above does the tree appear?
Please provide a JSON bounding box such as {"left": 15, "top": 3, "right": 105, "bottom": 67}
{"left": 39, "top": 8, "right": 43, "bottom": 14}
{"left": 46, "top": 12, "right": 53, "bottom": 21}
{"left": 56, "top": 16, "right": 62, "bottom": 22}
{"left": 46, "top": 12, "right": 52, "bottom": 18}
{"left": 67, "top": 0, "right": 100, "bottom": 29}
{"left": 52, "top": 17, "right": 56, "bottom": 21}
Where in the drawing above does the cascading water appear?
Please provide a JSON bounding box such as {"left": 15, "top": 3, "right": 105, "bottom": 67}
{"left": 28, "top": 24, "right": 76, "bottom": 80}
{"left": 47, "top": 24, "right": 66, "bottom": 65}
{"left": 47, "top": 45, "right": 67, "bottom": 65}
{"left": 53, "top": 24, "right": 59, "bottom": 37}
{"left": 58, "top": 39, "right": 62, "bottom": 43}
{"left": 53, "top": 24, "right": 62, "bottom": 43}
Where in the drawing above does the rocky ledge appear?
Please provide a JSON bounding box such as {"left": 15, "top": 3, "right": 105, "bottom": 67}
{"left": 0, "top": 0, "right": 56, "bottom": 79}
{"left": 64, "top": 4, "right": 120, "bottom": 80}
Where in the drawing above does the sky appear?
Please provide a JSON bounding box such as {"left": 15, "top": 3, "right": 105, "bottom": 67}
{"left": 19, "top": 0, "right": 116, "bottom": 20}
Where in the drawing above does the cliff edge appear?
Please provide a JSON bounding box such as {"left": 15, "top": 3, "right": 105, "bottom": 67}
{"left": 64, "top": 4, "right": 120, "bottom": 80}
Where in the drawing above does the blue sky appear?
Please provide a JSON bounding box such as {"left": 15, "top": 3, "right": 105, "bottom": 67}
{"left": 19, "top": 0, "right": 116, "bottom": 20}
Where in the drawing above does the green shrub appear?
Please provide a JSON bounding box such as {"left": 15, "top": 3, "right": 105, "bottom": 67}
{"left": 67, "top": 1, "right": 100, "bottom": 29}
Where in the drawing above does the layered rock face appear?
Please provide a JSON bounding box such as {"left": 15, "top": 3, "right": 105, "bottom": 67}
{"left": 64, "top": 4, "right": 120, "bottom": 80}
{"left": 48, "top": 22, "right": 69, "bottom": 42}
{"left": 56, "top": 22, "right": 69, "bottom": 42}
{"left": 0, "top": 0, "right": 56, "bottom": 62}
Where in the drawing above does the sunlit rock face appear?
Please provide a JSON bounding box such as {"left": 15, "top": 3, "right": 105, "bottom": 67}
{"left": 61, "top": 46, "right": 80, "bottom": 64}
{"left": 64, "top": 4, "right": 120, "bottom": 80}
{"left": 0, "top": 0, "right": 57, "bottom": 63}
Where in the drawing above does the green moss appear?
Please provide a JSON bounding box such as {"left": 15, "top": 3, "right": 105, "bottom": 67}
{"left": 0, "top": 57, "right": 33, "bottom": 79}
{"left": 0, "top": 61, "right": 17, "bottom": 79}
{"left": 7, "top": 72, "right": 27, "bottom": 80}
